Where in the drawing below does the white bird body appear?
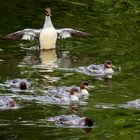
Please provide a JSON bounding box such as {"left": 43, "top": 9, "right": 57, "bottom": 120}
{"left": 39, "top": 14, "right": 57, "bottom": 50}
{"left": 70, "top": 94, "right": 79, "bottom": 102}
{"left": 39, "top": 28, "right": 57, "bottom": 50}
{"left": 104, "top": 67, "right": 114, "bottom": 74}
{"left": 81, "top": 89, "right": 89, "bottom": 96}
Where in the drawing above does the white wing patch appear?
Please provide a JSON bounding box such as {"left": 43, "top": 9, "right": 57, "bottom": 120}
{"left": 60, "top": 32, "right": 71, "bottom": 39}
{"left": 22, "top": 34, "right": 33, "bottom": 40}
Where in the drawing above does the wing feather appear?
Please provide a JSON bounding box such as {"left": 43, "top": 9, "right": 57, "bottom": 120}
{"left": 56, "top": 28, "right": 92, "bottom": 39}
{"left": 1, "top": 28, "right": 41, "bottom": 41}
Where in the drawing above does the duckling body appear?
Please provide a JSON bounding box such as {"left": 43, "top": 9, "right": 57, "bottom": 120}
{"left": 69, "top": 94, "right": 79, "bottom": 102}
{"left": 0, "top": 96, "right": 17, "bottom": 109}
{"left": 88, "top": 64, "right": 114, "bottom": 74}
{"left": 47, "top": 115, "right": 81, "bottom": 125}
{"left": 51, "top": 89, "right": 79, "bottom": 104}
{"left": 79, "top": 64, "right": 114, "bottom": 75}
{"left": 104, "top": 67, "right": 114, "bottom": 74}
{"left": 77, "top": 60, "right": 115, "bottom": 77}
{"left": 10, "top": 79, "right": 30, "bottom": 90}
{"left": 47, "top": 115, "right": 93, "bottom": 127}
{"left": 127, "top": 99, "right": 140, "bottom": 109}
{"left": 80, "top": 89, "right": 89, "bottom": 96}
{"left": 48, "top": 81, "right": 89, "bottom": 99}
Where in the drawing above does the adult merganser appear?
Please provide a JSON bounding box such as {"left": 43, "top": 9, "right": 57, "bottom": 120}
{"left": 0, "top": 96, "right": 17, "bottom": 109}
{"left": 1, "top": 8, "right": 91, "bottom": 50}
{"left": 47, "top": 115, "right": 93, "bottom": 127}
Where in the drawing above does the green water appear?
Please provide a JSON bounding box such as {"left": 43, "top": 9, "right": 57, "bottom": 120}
{"left": 0, "top": 0, "right": 140, "bottom": 140}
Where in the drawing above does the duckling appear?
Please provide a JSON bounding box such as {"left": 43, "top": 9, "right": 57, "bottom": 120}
{"left": 0, "top": 96, "right": 16, "bottom": 108}
{"left": 52, "top": 88, "right": 79, "bottom": 104}
{"left": 49, "top": 81, "right": 89, "bottom": 98}
{"left": 79, "top": 81, "right": 89, "bottom": 97}
{"left": 87, "top": 60, "right": 114, "bottom": 74}
{"left": 11, "top": 79, "right": 30, "bottom": 90}
{"left": 69, "top": 88, "right": 79, "bottom": 102}
{"left": 127, "top": 99, "right": 140, "bottom": 109}
{"left": 76, "top": 60, "right": 114, "bottom": 77}
{"left": 47, "top": 115, "right": 93, "bottom": 127}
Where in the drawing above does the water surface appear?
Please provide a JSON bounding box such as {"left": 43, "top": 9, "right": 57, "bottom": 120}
{"left": 0, "top": 0, "right": 140, "bottom": 140}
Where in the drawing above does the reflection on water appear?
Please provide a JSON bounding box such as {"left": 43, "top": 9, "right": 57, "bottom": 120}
{"left": 40, "top": 49, "right": 58, "bottom": 69}
{"left": 17, "top": 49, "right": 72, "bottom": 83}
{"left": 70, "top": 103, "right": 81, "bottom": 114}
{"left": 19, "top": 49, "right": 71, "bottom": 70}
{"left": 95, "top": 101, "right": 140, "bottom": 110}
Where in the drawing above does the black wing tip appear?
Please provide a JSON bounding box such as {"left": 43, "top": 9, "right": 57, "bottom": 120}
{"left": 0, "top": 32, "right": 28, "bottom": 40}
{"left": 82, "top": 32, "right": 93, "bottom": 37}
{"left": 71, "top": 31, "right": 93, "bottom": 38}
{"left": 0, "top": 35, "right": 18, "bottom": 40}
{"left": 0, "top": 29, "right": 41, "bottom": 41}
{"left": 0, "top": 35, "right": 9, "bottom": 40}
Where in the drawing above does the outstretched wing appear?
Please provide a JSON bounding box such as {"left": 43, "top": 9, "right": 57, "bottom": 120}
{"left": 1, "top": 28, "right": 41, "bottom": 41}
{"left": 56, "top": 28, "right": 92, "bottom": 39}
